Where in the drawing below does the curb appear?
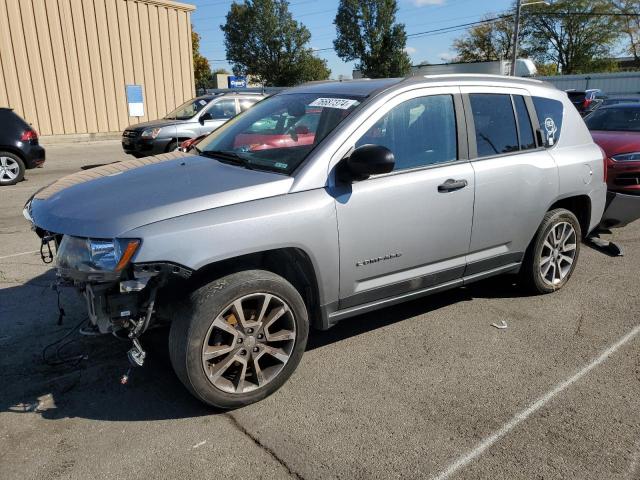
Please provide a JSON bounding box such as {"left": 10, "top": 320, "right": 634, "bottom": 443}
{"left": 39, "top": 132, "right": 122, "bottom": 146}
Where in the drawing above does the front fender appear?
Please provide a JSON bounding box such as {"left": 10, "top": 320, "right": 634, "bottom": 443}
{"left": 125, "top": 189, "right": 339, "bottom": 307}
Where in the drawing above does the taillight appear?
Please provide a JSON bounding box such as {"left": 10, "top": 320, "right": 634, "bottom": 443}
{"left": 20, "top": 129, "right": 38, "bottom": 142}
{"left": 582, "top": 98, "right": 592, "bottom": 110}
{"left": 598, "top": 146, "right": 608, "bottom": 182}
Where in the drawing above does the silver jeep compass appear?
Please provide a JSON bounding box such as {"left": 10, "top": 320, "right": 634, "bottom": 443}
{"left": 25, "top": 75, "right": 608, "bottom": 409}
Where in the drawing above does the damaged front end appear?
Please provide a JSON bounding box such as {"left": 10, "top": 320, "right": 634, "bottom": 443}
{"left": 26, "top": 206, "right": 191, "bottom": 371}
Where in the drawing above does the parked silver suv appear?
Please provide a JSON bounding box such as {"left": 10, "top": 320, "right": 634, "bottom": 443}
{"left": 122, "top": 92, "right": 265, "bottom": 157}
{"left": 25, "top": 75, "right": 608, "bottom": 409}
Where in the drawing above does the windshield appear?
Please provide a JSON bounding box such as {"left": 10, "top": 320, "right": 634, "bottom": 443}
{"left": 585, "top": 107, "right": 640, "bottom": 132}
{"left": 165, "top": 97, "right": 212, "bottom": 120}
{"left": 197, "top": 93, "right": 363, "bottom": 174}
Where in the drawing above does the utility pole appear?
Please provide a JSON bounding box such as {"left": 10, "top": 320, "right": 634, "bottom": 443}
{"left": 510, "top": 0, "right": 522, "bottom": 76}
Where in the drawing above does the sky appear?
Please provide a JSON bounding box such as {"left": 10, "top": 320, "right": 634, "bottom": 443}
{"left": 190, "top": 0, "right": 515, "bottom": 79}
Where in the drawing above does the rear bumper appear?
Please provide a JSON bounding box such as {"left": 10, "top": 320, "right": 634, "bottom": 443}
{"left": 23, "top": 143, "right": 45, "bottom": 168}
{"left": 600, "top": 191, "right": 640, "bottom": 228}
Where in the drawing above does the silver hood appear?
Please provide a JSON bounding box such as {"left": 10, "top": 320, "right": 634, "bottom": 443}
{"left": 27, "top": 151, "right": 294, "bottom": 238}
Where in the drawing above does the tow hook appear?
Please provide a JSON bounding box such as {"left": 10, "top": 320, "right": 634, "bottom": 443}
{"left": 40, "top": 234, "right": 55, "bottom": 264}
{"left": 121, "top": 337, "right": 147, "bottom": 385}
{"left": 127, "top": 338, "right": 146, "bottom": 367}
{"left": 120, "top": 287, "right": 156, "bottom": 385}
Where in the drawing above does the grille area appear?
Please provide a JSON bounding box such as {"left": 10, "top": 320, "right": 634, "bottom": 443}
{"left": 122, "top": 130, "right": 140, "bottom": 138}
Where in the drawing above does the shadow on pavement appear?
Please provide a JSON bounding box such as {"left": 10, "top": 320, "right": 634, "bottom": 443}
{"left": 307, "top": 274, "right": 528, "bottom": 351}
{"left": 0, "top": 270, "right": 529, "bottom": 422}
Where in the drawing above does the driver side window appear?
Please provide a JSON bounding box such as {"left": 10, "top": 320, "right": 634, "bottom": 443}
{"left": 355, "top": 95, "right": 458, "bottom": 171}
{"left": 208, "top": 99, "right": 237, "bottom": 120}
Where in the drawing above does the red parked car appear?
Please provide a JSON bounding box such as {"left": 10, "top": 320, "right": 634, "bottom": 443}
{"left": 178, "top": 135, "right": 206, "bottom": 153}
{"left": 586, "top": 103, "right": 640, "bottom": 195}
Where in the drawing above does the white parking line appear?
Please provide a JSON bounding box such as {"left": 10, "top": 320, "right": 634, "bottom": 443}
{"left": 432, "top": 323, "right": 640, "bottom": 480}
{"left": 0, "top": 250, "right": 38, "bottom": 261}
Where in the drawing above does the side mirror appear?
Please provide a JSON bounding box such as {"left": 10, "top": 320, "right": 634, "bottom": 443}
{"left": 342, "top": 144, "right": 395, "bottom": 181}
{"left": 199, "top": 112, "right": 213, "bottom": 124}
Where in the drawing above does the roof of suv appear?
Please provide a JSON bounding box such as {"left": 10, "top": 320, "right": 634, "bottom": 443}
{"left": 286, "top": 74, "right": 553, "bottom": 98}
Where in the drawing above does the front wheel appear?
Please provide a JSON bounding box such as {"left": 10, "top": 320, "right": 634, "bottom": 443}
{"left": 169, "top": 270, "right": 309, "bottom": 409}
{"left": 520, "top": 208, "right": 582, "bottom": 294}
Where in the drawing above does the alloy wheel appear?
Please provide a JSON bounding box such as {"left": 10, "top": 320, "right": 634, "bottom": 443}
{"left": 201, "top": 293, "right": 297, "bottom": 394}
{"left": 539, "top": 221, "right": 577, "bottom": 286}
{"left": 0, "top": 156, "right": 20, "bottom": 181}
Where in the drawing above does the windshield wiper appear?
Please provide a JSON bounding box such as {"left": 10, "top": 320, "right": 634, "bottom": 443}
{"left": 201, "top": 150, "right": 250, "bottom": 167}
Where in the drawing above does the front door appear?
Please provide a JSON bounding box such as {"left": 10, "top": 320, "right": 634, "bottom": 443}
{"left": 199, "top": 98, "right": 238, "bottom": 135}
{"left": 333, "top": 88, "right": 475, "bottom": 309}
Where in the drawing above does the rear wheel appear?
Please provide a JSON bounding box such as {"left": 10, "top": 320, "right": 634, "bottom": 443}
{"left": 521, "top": 208, "right": 581, "bottom": 294}
{"left": 169, "top": 270, "right": 309, "bottom": 409}
{"left": 0, "top": 152, "right": 25, "bottom": 186}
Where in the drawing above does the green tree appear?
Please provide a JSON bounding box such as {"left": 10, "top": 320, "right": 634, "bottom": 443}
{"left": 192, "top": 27, "right": 211, "bottom": 90}
{"left": 521, "top": 0, "right": 621, "bottom": 74}
{"left": 453, "top": 14, "right": 515, "bottom": 62}
{"left": 221, "top": 0, "right": 330, "bottom": 86}
{"left": 333, "top": 0, "right": 411, "bottom": 78}
{"left": 610, "top": 0, "right": 640, "bottom": 67}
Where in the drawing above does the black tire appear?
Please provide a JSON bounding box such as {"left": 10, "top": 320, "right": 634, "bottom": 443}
{"left": 0, "top": 151, "right": 25, "bottom": 186}
{"left": 520, "top": 208, "right": 582, "bottom": 294}
{"left": 165, "top": 141, "right": 178, "bottom": 152}
{"left": 169, "top": 270, "right": 309, "bottom": 409}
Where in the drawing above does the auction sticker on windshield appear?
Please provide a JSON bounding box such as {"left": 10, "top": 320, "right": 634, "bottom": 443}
{"left": 309, "top": 98, "right": 359, "bottom": 109}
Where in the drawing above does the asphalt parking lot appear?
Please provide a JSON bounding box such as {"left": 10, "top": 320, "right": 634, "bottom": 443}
{"left": 1, "top": 141, "right": 639, "bottom": 480}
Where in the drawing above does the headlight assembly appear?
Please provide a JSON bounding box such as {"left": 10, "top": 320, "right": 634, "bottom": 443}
{"left": 611, "top": 152, "right": 640, "bottom": 162}
{"left": 141, "top": 127, "right": 161, "bottom": 139}
{"left": 56, "top": 236, "right": 140, "bottom": 274}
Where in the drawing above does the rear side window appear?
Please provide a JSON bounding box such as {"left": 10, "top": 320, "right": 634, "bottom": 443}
{"left": 532, "top": 97, "right": 563, "bottom": 147}
{"left": 513, "top": 95, "right": 536, "bottom": 150}
{"left": 469, "top": 94, "right": 519, "bottom": 157}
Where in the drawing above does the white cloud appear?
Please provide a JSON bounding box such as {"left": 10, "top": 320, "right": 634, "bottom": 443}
{"left": 412, "top": 0, "right": 445, "bottom": 6}
{"left": 439, "top": 52, "right": 455, "bottom": 62}
{"left": 404, "top": 46, "right": 417, "bottom": 54}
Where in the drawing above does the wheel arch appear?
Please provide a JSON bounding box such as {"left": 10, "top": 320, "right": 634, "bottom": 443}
{"left": 189, "top": 247, "right": 323, "bottom": 330}
{"left": 548, "top": 194, "right": 591, "bottom": 238}
{"left": 0, "top": 146, "right": 26, "bottom": 163}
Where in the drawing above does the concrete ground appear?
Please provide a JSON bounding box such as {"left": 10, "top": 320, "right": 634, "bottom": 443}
{"left": 1, "top": 141, "right": 639, "bottom": 480}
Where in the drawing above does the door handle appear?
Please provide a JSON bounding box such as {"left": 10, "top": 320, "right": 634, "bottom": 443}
{"left": 438, "top": 179, "right": 468, "bottom": 192}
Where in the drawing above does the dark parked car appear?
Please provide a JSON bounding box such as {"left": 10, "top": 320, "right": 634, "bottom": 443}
{"left": 586, "top": 103, "right": 640, "bottom": 196}
{"left": 122, "top": 92, "right": 265, "bottom": 157}
{"left": 0, "top": 108, "right": 45, "bottom": 186}
{"left": 566, "top": 89, "right": 607, "bottom": 116}
{"left": 602, "top": 96, "right": 640, "bottom": 107}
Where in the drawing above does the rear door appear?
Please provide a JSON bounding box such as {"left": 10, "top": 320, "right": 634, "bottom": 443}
{"left": 333, "top": 87, "right": 475, "bottom": 309}
{"left": 461, "top": 87, "right": 558, "bottom": 276}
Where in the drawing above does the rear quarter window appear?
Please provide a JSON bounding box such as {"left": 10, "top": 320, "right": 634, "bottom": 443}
{"left": 533, "top": 97, "right": 563, "bottom": 147}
